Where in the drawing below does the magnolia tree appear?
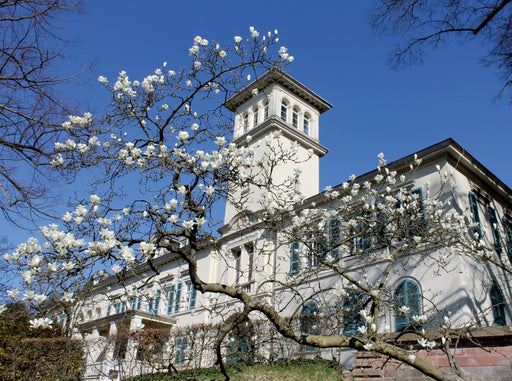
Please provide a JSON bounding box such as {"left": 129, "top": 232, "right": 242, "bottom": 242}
{"left": 2, "top": 28, "right": 508, "bottom": 381}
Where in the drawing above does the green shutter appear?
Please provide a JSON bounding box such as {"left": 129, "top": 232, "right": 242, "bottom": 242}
{"left": 174, "top": 282, "right": 182, "bottom": 313}
{"left": 469, "top": 192, "right": 482, "bottom": 238}
{"left": 502, "top": 216, "right": 512, "bottom": 259}
{"left": 488, "top": 207, "right": 503, "bottom": 253}
{"left": 189, "top": 286, "right": 197, "bottom": 309}
{"left": 290, "top": 242, "right": 300, "bottom": 275}
{"left": 167, "top": 285, "right": 175, "bottom": 314}
{"left": 329, "top": 218, "right": 340, "bottom": 259}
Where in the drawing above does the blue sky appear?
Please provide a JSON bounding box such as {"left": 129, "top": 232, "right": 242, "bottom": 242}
{"left": 4, "top": 1, "right": 512, "bottom": 243}
{"left": 61, "top": 1, "right": 510, "bottom": 187}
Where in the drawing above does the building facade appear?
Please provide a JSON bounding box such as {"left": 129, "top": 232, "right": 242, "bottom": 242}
{"left": 72, "top": 70, "right": 512, "bottom": 380}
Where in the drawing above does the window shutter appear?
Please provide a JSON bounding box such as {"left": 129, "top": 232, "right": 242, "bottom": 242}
{"left": 167, "top": 285, "right": 175, "bottom": 314}
{"left": 502, "top": 216, "right": 512, "bottom": 259}
{"left": 290, "top": 242, "right": 300, "bottom": 275}
{"left": 189, "top": 286, "right": 197, "bottom": 309}
{"left": 488, "top": 207, "right": 503, "bottom": 253}
{"left": 329, "top": 218, "right": 340, "bottom": 259}
{"left": 174, "top": 282, "right": 182, "bottom": 313}
{"left": 469, "top": 192, "right": 482, "bottom": 237}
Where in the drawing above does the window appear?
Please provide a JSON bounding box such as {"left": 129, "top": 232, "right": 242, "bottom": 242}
{"left": 234, "top": 249, "right": 242, "bottom": 284}
{"left": 246, "top": 245, "right": 254, "bottom": 284}
{"left": 115, "top": 301, "right": 126, "bottom": 314}
{"left": 292, "top": 106, "right": 299, "bottom": 127}
{"left": 167, "top": 285, "right": 176, "bottom": 314}
{"left": 252, "top": 106, "right": 259, "bottom": 127}
{"left": 187, "top": 283, "right": 197, "bottom": 309}
{"left": 300, "top": 301, "right": 319, "bottom": 351}
{"left": 354, "top": 217, "right": 375, "bottom": 253}
{"left": 131, "top": 295, "right": 142, "bottom": 310}
{"left": 307, "top": 241, "right": 322, "bottom": 268}
{"left": 343, "top": 291, "right": 366, "bottom": 336}
{"left": 303, "top": 114, "right": 310, "bottom": 135}
{"left": 469, "top": 192, "right": 482, "bottom": 238}
{"left": 263, "top": 100, "right": 269, "bottom": 120}
{"left": 394, "top": 280, "right": 422, "bottom": 332}
{"left": 106, "top": 304, "right": 111, "bottom": 316}
{"left": 280, "top": 100, "right": 288, "bottom": 122}
{"left": 290, "top": 241, "right": 300, "bottom": 275}
{"left": 242, "top": 113, "right": 249, "bottom": 133}
{"left": 167, "top": 282, "right": 182, "bottom": 314}
{"left": 490, "top": 283, "right": 506, "bottom": 326}
{"left": 502, "top": 216, "right": 512, "bottom": 260}
{"left": 175, "top": 338, "right": 187, "bottom": 365}
{"left": 488, "top": 206, "right": 503, "bottom": 254}
{"left": 148, "top": 290, "right": 161, "bottom": 314}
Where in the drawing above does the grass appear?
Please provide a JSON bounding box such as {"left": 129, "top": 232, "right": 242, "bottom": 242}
{"left": 129, "top": 358, "right": 346, "bottom": 381}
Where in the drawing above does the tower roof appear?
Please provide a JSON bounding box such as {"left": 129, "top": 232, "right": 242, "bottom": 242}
{"left": 225, "top": 68, "right": 332, "bottom": 113}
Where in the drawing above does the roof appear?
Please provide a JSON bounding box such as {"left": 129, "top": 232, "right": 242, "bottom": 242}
{"left": 224, "top": 68, "right": 333, "bottom": 113}
{"left": 307, "top": 138, "right": 512, "bottom": 209}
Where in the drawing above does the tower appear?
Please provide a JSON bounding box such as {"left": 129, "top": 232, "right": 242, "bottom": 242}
{"left": 222, "top": 68, "right": 331, "bottom": 226}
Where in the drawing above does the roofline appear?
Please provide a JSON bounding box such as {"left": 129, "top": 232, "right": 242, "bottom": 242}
{"left": 224, "top": 68, "right": 333, "bottom": 114}
{"left": 306, "top": 138, "right": 512, "bottom": 208}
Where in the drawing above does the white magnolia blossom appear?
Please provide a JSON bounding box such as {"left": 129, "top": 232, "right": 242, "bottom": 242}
{"left": 398, "top": 306, "right": 411, "bottom": 314}
{"left": 30, "top": 317, "right": 53, "bottom": 329}
{"left": 120, "top": 246, "right": 135, "bottom": 263}
{"left": 61, "top": 292, "right": 75, "bottom": 303}
{"left": 112, "top": 264, "right": 122, "bottom": 274}
{"left": 7, "top": 289, "right": 19, "bottom": 299}
{"left": 140, "top": 241, "right": 156, "bottom": 256}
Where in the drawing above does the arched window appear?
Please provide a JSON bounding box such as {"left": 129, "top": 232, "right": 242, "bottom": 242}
{"left": 343, "top": 291, "right": 366, "bottom": 336}
{"left": 394, "top": 279, "right": 422, "bottom": 332}
{"left": 242, "top": 113, "right": 249, "bottom": 133}
{"left": 292, "top": 106, "right": 299, "bottom": 127}
{"left": 301, "top": 301, "right": 319, "bottom": 351}
{"left": 280, "top": 100, "right": 288, "bottom": 122}
{"left": 303, "top": 114, "right": 310, "bottom": 135}
{"left": 252, "top": 106, "right": 259, "bottom": 128}
{"left": 263, "top": 100, "right": 269, "bottom": 120}
{"left": 490, "top": 283, "right": 507, "bottom": 326}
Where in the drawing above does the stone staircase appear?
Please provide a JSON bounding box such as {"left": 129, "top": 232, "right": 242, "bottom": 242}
{"left": 352, "top": 351, "right": 385, "bottom": 379}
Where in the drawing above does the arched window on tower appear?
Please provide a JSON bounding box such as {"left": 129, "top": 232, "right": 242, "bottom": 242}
{"left": 394, "top": 279, "right": 422, "bottom": 332}
{"left": 303, "top": 113, "right": 310, "bottom": 135}
{"left": 490, "top": 282, "right": 507, "bottom": 326}
{"left": 242, "top": 113, "right": 249, "bottom": 133}
{"left": 280, "top": 100, "right": 288, "bottom": 122}
{"left": 263, "top": 100, "right": 269, "bottom": 120}
{"left": 252, "top": 105, "right": 259, "bottom": 128}
{"left": 292, "top": 106, "right": 299, "bottom": 128}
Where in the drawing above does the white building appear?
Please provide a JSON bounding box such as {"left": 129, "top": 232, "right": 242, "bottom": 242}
{"left": 73, "top": 69, "right": 512, "bottom": 380}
